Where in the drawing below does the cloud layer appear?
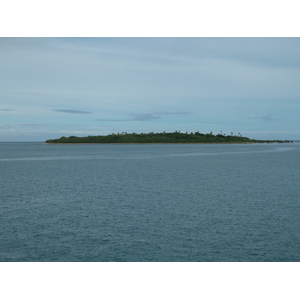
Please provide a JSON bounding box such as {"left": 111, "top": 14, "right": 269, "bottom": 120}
{"left": 52, "top": 109, "right": 92, "bottom": 114}
{"left": 1, "top": 37, "right": 300, "bottom": 141}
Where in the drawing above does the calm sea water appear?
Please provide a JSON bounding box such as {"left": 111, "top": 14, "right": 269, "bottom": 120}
{"left": 1, "top": 142, "right": 299, "bottom": 261}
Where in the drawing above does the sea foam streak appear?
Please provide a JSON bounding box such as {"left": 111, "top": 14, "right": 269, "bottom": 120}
{"left": 0, "top": 145, "right": 296, "bottom": 162}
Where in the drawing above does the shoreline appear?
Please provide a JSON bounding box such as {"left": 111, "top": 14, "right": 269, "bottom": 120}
{"left": 44, "top": 142, "right": 258, "bottom": 145}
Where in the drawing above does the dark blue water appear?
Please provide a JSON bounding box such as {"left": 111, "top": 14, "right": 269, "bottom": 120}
{"left": 1, "top": 142, "right": 299, "bottom": 261}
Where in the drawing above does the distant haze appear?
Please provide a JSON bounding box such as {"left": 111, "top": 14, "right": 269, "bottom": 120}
{"left": 1, "top": 37, "right": 300, "bottom": 141}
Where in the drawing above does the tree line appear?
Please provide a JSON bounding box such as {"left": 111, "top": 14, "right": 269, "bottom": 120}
{"left": 45, "top": 131, "right": 293, "bottom": 144}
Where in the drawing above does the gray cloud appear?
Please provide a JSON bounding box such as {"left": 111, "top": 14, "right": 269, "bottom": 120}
{"left": 154, "top": 111, "right": 191, "bottom": 116}
{"left": 248, "top": 114, "right": 274, "bottom": 121}
{"left": 52, "top": 109, "right": 92, "bottom": 114}
{"left": 96, "top": 111, "right": 191, "bottom": 122}
{"left": 128, "top": 113, "right": 161, "bottom": 121}
{"left": 96, "top": 118, "right": 132, "bottom": 122}
{"left": 96, "top": 113, "right": 160, "bottom": 122}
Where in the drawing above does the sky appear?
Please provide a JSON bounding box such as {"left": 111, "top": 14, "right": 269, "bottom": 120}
{"left": 1, "top": 37, "right": 300, "bottom": 141}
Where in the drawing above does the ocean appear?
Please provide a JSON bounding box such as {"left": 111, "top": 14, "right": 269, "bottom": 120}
{"left": 0, "top": 142, "right": 299, "bottom": 261}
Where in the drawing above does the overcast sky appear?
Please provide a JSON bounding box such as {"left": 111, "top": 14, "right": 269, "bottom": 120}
{"left": 1, "top": 37, "right": 300, "bottom": 141}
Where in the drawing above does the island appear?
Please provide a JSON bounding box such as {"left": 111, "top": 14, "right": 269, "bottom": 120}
{"left": 45, "top": 131, "right": 293, "bottom": 144}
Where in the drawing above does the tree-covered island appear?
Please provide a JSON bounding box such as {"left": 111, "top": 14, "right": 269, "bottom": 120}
{"left": 45, "top": 131, "right": 293, "bottom": 144}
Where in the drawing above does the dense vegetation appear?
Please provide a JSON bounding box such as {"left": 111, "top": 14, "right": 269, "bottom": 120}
{"left": 46, "top": 131, "right": 293, "bottom": 144}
